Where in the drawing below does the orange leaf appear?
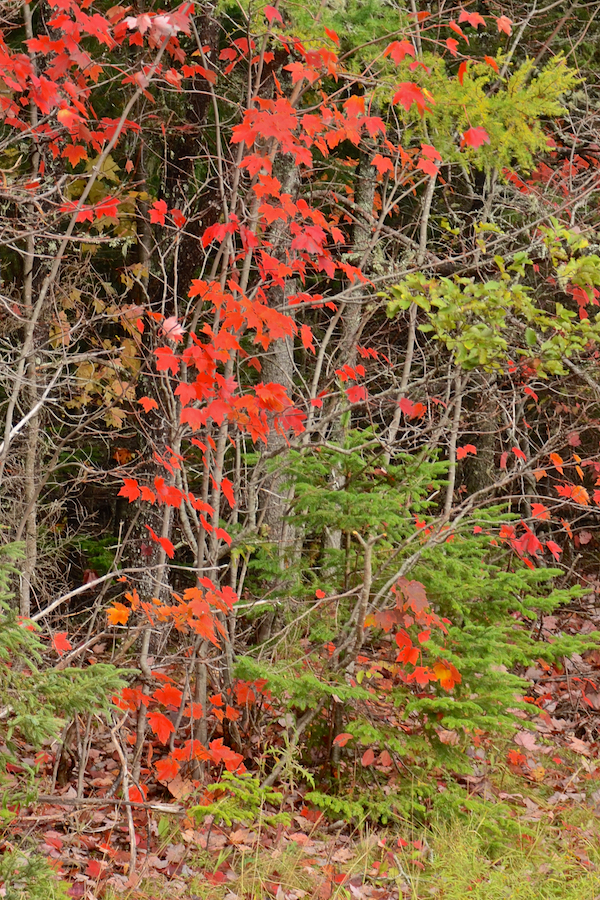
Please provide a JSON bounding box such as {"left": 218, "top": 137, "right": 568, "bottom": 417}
{"left": 496, "top": 15, "right": 512, "bottom": 35}
{"left": 155, "top": 755, "right": 180, "bottom": 782}
{"left": 571, "top": 484, "right": 590, "bottom": 505}
{"left": 549, "top": 452, "right": 564, "bottom": 474}
{"left": 333, "top": 732, "right": 353, "bottom": 747}
{"left": 62, "top": 144, "right": 88, "bottom": 167}
{"left": 107, "top": 602, "right": 130, "bottom": 626}
{"left": 138, "top": 396, "right": 158, "bottom": 414}
{"left": 433, "top": 659, "right": 461, "bottom": 690}
{"left": 448, "top": 19, "right": 468, "bottom": 42}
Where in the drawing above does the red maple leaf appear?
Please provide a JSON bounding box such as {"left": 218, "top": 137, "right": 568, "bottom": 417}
{"left": 399, "top": 397, "right": 426, "bottom": 419}
{"left": 93, "top": 196, "right": 119, "bottom": 220}
{"left": 458, "top": 9, "right": 485, "bottom": 28}
{"left": 514, "top": 523, "right": 542, "bottom": 557}
{"left": 546, "top": 540, "right": 562, "bottom": 562}
{"left": 52, "top": 632, "right": 72, "bottom": 655}
{"left": 149, "top": 198, "right": 168, "bottom": 224}
{"left": 283, "top": 61, "right": 320, "bottom": 85}
{"left": 417, "top": 156, "right": 439, "bottom": 178}
{"left": 448, "top": 19, "right": 468, "bottom": 43}
{"left": 531, "top": 503, "right": 550, "bottom": 520}
{"left": 461, "top": 126, "right": 490, "bottom": 149}
{"left": 154, "top": 346, "right": 180, "bottom": 374}
{"left": 118, "top": 478, "right": 140, "bottom": 502}
{"left": 496, "top": 15, "right": 512, "bottom": 35}
{"left": 264, "top": 4, "right": 283, "bottom": 25}
{"left": 181, "top": 406, "right": 205, "bottom": 430}
{"left": 170, "top": 208, "right": 186, "bottom": 228}
{"left": 221, "top": 477, "right": 235, "bottom": 508}
{"left": 145, "top": 524, "right": 175, "bottom": 558}
{"left": 456, "top": 444, "right": 477, "bottom": 460}
{"left": 371, "top": 153, "right": 394, "bottom": 176}
{"left": 208, "top": 738, "right": 245, "bottom": 771}
{"left": 392, "top": 82, "right": 433, "bottom": 115}
{"left": 255, "top": 382, "right": 290, "bottom": 411}
{"left": 408, "top": 666, "right": 432, "bottom": 686}
{"left": 384, "top": 40, "right": 416, "bottom": 65}
{"left": 148, "top": 710, "right": 175, "bottom": 744}
{"left": 153, "top": 684, "right": 183, "bottom": 707}
{"left": 215, "top": 527, "right": 232, "bottom": 546}
{"left": 346, "top": 384, "right": 368, "bottom": 404}
{"left": 395, "top": 630, "right": 419, "bottom": 665}
{"left": 231, "top": 117, "right": 258, "bottom": 147}
{"left": 85, "top": 860, "right": 107, "bottom": 879}
{"left": 62, "top": 143, "right": 87, "bottom": 167}
{"left": 138, "top": 396, "right": 158, "bottom": 413}
{"left": 421, "top": 143, "right": 442, "bottom": 161}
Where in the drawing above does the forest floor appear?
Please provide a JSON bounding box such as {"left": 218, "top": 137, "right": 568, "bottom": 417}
{"left": 7, "top": 598, "right": 600, "bottom": 900}
{"left": 12, "top": 786, "right": 600, "bottom": 900}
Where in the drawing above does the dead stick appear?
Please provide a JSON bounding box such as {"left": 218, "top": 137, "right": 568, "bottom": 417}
{"left": 36, "top": 795, "right": 184, "bottom": 814}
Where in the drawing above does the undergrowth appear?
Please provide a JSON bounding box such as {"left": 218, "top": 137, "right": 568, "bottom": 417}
{"left": 111, "top": 808, "right": 600, "bottom": 900}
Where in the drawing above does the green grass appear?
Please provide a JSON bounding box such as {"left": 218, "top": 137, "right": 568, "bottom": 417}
{"left": 403, "top": 816, "right": 600, "bottom": 899}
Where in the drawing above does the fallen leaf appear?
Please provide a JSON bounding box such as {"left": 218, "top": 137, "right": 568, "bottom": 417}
{"left": 288, "top": 831, "right": 311, "bottom": 845}
{"left": 514, "top": 731, "right": 539, "bottom": 752}
{"left": 568, "top": 737, "right": 591, "bottom": 756}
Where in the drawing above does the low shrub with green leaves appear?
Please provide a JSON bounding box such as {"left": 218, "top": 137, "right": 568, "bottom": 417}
{"left": 235, "top": 436, "right": 591, "bottom": 825}
{"left": 191, "top": 772, "right": 290, "bottom": 828}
